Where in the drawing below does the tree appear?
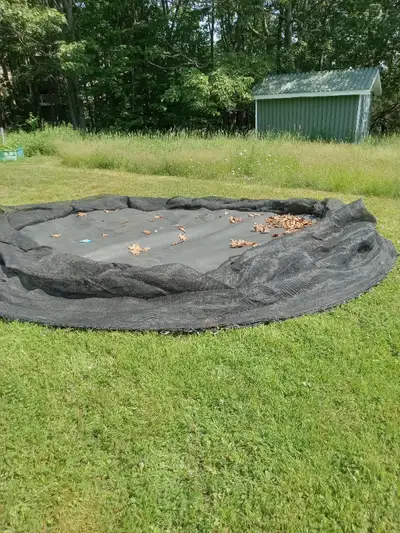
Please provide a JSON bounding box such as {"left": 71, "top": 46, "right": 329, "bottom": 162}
{"left": 0, "top": 0, "right": 64, "bottom": 127}
{"left": 1, "top": 0, "right": 400, "bottom": 132}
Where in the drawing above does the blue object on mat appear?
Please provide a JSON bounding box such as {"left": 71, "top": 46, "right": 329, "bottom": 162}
{"left": 79, "top": 239, "right": 92, "bottom": 243}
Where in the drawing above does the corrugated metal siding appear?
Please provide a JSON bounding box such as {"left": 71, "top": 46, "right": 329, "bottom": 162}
{"left": 257, "top": 95, "right": 360, "bottom": 141}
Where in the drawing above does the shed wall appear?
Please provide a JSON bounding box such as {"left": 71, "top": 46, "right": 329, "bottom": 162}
{"left": 257, "top": 95, "right": 360, "bottom": 142}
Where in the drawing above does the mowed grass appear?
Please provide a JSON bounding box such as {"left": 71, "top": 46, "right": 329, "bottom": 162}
{"left": 8, "top": 127, "right": 400, "bottom": 198}
{"left": 0, "top": 157, "right": 399, "bottom": 533}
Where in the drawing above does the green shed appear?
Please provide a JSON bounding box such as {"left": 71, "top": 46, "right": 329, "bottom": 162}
{"left": 253, "top": 67, "right": 382, "bottom": 142}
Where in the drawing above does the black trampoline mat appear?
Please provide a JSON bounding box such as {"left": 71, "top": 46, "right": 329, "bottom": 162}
{"left": 21, "top": 208, "right": 302, "bottom": 272}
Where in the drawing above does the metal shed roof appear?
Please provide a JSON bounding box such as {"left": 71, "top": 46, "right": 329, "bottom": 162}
{"left": 253, "top": 67, "right": 382, "bottom": 100}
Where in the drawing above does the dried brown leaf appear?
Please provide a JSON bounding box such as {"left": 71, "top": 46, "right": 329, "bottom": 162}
{"left": 142, "top": 230, "right": 151, "bottom": 235}
{"left": 104, "top": 209, "right": 116, "bottom": 213}
{"left": 102, "top": 233, "right": 109, "bottom": 237}
{"left": 230, "top": 239, "right": 259, "bottom": 248}
{"left": 154, "top": 215, "right": 164, "bottom": 219}
{"left": 176, "top": 225, "right": 186, "bottom": 232}
{"left": 128, "top": 243, "right": 150, "bottom": 256}
{"left": 248, "top": 213, "right": 263, "bottom": 218}
{"left": 51, "top": 233, "right": 61, "bottom": 238}
{"left": 263, "top": 214, "right": 313, "bottom": 233}
{"left": 229, "top": 216, "right": 243, "bottom": 224}
{"left": 171, "top": 233, "right": 189, "bottom": 246}
{"left": 253, "top": 223, "right": 270, "bottom": 233}
{"left": 77, "top": 212, "right": 87, "bottom": 217}
{"left": 272, "top": 233, "right": 280, "bottom": 237}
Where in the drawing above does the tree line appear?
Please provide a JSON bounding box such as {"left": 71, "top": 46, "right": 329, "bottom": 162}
{"left": 1, "top": 0, "right": 399, "bottom": 133}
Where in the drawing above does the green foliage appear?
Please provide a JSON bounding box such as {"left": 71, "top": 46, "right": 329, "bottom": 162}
{"left": 25, "top": 112, "right": 41, "bottom": 131}
{"left": 163, "top": 69, "right": 212, "bottom": 113}
{"left": 0, "top": 144, "right": 18, "bottom": 151}
{"left": 7, "top": 126, "right": 77, "bottom": 156}
{"left": 0, "top": 0, "right": 65, "bottom": 125}
{"left": 57, "top": 41, "right": 89, "bottom": 76}
{"left": 163, "top": 68, "right": 253, "bottom": 121}
{"left": 1, "top": 0, "right": 400, "bottom": 132}
{"left": 210, "top": 69, "right": 254, "bottom": 110}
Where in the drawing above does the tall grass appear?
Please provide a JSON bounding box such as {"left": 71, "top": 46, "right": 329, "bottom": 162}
{"left": 8, "top": 126, "right": 400, "bottom": 198}
{"left": 7, "top": 126, "right": 78, "bottom": 157}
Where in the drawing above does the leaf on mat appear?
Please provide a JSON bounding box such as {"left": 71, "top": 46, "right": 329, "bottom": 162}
{"left": 128, "top": 243, "right": 150, "bottom": 256}
{"left": 142, "top": 229, "right": 152, "bottom": 235}
{"left": 76, "top": 212, "right": 87, "bottom": 217}
{"left": 102, "top": 233, "right": 109, "bottom": 237}
{"left": 51, "top": 233, "right": 61, "bottom": 238}
{"left": 263, "top": 214, "right": 313, "bottom": 233}
{"left": 229, "top": 216, "right": 243, "bottom": 224}
{"left": 248, "top": 212, "right": 263, "bottom": 218}
{"left": 252, "top": 215, "right": 314, "bottom": 237}
{"left": 253, "top": 223, "right": 270, "bottom": 233}
{"left": 104, "top": 209, "right": 116, "bottom": 213}
{"left": 171, "top": 233, "right": 188, "bottom": 246}
{"left": 230, "top": 239, "right": 259, "bottom": 248}
{"left": 176, "top": 225, "right": 186, "bottom": 232}
{"left": 155, "top": 215, "right": 164, "bottom": 219}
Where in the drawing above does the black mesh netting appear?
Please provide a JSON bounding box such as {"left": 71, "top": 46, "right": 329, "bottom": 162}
{"left": 0, "top": 195, "right": 396, "bottom": 331}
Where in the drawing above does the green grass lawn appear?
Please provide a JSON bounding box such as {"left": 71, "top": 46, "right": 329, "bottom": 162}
{"left": 0, "top": 156, "right": 399, "bottom": 533}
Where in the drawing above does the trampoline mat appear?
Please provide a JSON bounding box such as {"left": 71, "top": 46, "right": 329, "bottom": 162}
{"left": 21, "top": 207, "right": 305, "bottom": 273}
{"left": 0, "top": 194, "right": 397, "bottom": 331}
